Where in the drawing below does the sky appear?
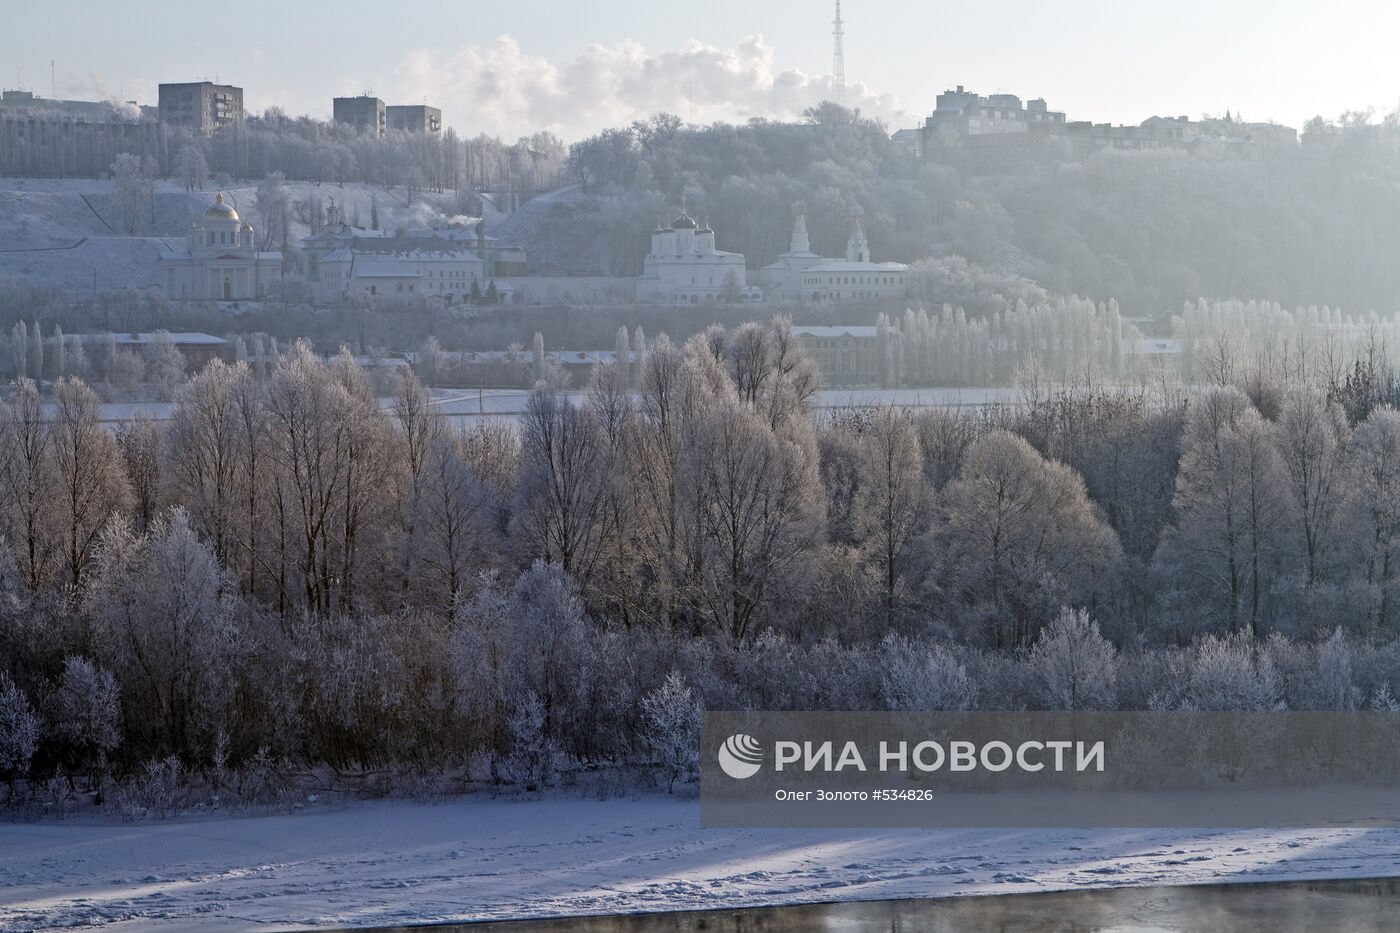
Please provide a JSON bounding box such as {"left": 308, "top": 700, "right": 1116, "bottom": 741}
{"left": 4, "top": 0, "right": 1398, "bottom": 140}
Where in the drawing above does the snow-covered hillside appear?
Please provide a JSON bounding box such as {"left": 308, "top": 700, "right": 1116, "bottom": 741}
{"left": 4, "top": 796, "right": 1400, "bottom": 931}
{"left": 0, "top": 178, "right": 474, "bottom": 292}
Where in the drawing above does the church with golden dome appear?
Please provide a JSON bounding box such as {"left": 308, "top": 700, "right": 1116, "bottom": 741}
{"left": 159, "top": 192, "right": 284, "bottom": 301}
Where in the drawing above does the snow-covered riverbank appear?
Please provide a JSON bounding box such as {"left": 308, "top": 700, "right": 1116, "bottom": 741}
{"left": 4, "top": 796, "right": 1400, "bottom": 931}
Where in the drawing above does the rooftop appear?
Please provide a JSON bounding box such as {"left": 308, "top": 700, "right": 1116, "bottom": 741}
{"left": 792, "top": 326, "right": 879, "bottom": 338}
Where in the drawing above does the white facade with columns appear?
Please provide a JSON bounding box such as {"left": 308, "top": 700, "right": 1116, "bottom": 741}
{"left": 160, "top": 193, "right": 284, "bottom": 301}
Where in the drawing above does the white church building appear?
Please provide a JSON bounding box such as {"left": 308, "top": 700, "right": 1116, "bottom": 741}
{"left": 637, "top": 210, "right": 760, "bottom": 304}
{"left": 758, "top": 204, "right": 908, "bottom": 304}
{"left": 160, "top": 193, "right": 284, "bottom": 300}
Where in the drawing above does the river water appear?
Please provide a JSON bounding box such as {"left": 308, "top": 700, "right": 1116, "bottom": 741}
{"left": 353, "top": 878, "right": 1400, "bottom": 931}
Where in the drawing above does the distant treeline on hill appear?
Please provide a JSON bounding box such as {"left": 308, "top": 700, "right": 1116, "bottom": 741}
{"left": 7, "top": 102, "right": 1400, "bottom": 324}
{"left": 556, "top": 104, "right": 1400, "bottom": 317}
{"left": 0, "top": 107, "right": 567, "bottom": 208}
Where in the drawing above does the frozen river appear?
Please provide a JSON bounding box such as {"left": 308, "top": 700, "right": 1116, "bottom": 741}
{"left": 84, "top": 386, "right": 1046, "bottom": 426}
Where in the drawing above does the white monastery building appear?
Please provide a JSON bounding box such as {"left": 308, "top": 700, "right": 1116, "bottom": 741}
{"left": 754, "top": 201, "right": 825, "bottom": 299}
{"left": 637, "top": 210, "right": 759, "bottom": 304}
{"left": 798, "top": 207, "right": 908, "bottom": 303}
{"left": 159, "top": 193, "right": 284, "bottom": 300}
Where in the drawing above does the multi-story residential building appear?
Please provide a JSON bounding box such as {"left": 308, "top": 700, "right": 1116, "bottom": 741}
{"left": 158, "top": 81, "right": 243, "bottom": 134}
{"left": 0, "top": 90, "right": 163, "bottom": 176}
{"left": 333, "top": 95, "right": 386, "bottom": 136}
{"left": 911, "top": 85, "right": 1298, "bottom": 171}
{"left": 924, "top": 86, "right": 1066, "bottom": 141}
{"left": 386, "top": 104, "right": 442, "bottom": 135}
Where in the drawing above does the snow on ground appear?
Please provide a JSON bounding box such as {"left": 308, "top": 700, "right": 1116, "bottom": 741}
{"left": 3, "top": 796, "right": 1400, "bottom": 931}
{"left": 0, "top": 178, "right": 469, "bottom": 292}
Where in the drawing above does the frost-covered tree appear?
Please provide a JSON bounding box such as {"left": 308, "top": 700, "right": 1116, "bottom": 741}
{"left": 116, "top": 414, "right": 163, "bottom": 533}
{"left": 1184, "top": 633, "right": 1283, "bottom": 711}
{"left": 0, "top": 672, "right": 38, "bottom": 784}
{"left": 47, "top": 656, "right": 121, "bottom": 777}
{"left": 684, "top": 378, "right": 823, "bottom": 639}
{"left": 516, "top": 388, "right": 608, "bottom": 582}
{"left": 52, "top": 378, "right": 131, "bottom": 587}
{"left": 168, "top": 360, "right": 244, "bottom": 564}
{"left": 88, "top": 511, "right": 235, "bottom": 757}
{"left": 177, "top": 143, "right": 209, "bottom": 192}
{"left": 939, "top": 430, "right": 1121, "bottom": 646}
{"left": 1275, "top": 388, "right": 1351, "bottom": 585}
{"left": 52, "top": 325, "right": 65, "bottom": 380}
{"left": 1354, "top": 407, "right": 1400, "bottom": 628}
{"left": 1157, "top": 388, "right": 1286, "bottom": 636}
{"left": 1314, "top": 627, "right": 1357, "bottom": 710}
{"left": 10, "top": 321, "right": 26, "bottom": 381}
{"left": 879, "top": 636, "right": 977, "bottom": 710}
{"left": 417, "top": 436, "right": 490, "bottom": 604}
{"left": 641, "top": 671, "right": 699, "bottom": 792}
{"left": 1030, "top": 607, "right": 1118, "bottom": 710}
{"left": 143, "top": 332, "right": 188, "bottom": 399}
{"left": 29, "top": 320, "right": 42, "bottom": 383}
{"left": 503, "top": 689, "right": 561, "bottom": 792}
{"left": 111, "top": 153, "right": 145, "bottom": 233}
{"left": 0, "top": 378, "right": 54, "bottom": 589}
{"left": 255, "top": 172, "right": 289, "bottom": 251}
{"left": 853, "top": 408, "right": 929, "bottom": 622}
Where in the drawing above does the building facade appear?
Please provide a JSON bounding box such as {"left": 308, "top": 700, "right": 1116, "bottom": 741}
{"left": 924, "top": 86, "right": 1066, "bottom": 141}
{"left": 792, "top": 325, "right": 880, "bottom": 386}
{"left": 313, "top": 237, "right": 486, "bottom": 303}
{"left": 637, "top": 211, "right": 759, "bottom": 304}
{"left": 160, "top": 193, "right": 283, "bottom": 300}
{"left": 158, "top": 82, "right": 243, "bottom": 135}
{"left": 0, "top": 91, "right": 163, "bottom": 176}
{"left": 386, "top": 104, "right": 442, "bottom": 135}
{"left": 795, "top": 208, "right": 908, "bottom": 304}
{"left": 911, "top": 85, "right": 1298, "bottom": 172}
{"left": 753, "top": 202, "right": 825, "bottom": 300}
{"left": 333, "top": 96, "right": 386, "bottom": 136}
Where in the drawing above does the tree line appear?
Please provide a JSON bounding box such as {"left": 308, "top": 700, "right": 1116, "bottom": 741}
{"left": 1, "top": 106, "right": 566, "bottom": 208}
{"left": 5, "top": 319, "right": 1400, "bottom": 808}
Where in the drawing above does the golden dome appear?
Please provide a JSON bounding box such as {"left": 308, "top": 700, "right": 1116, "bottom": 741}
{"left": 203, "top": 192, "right": 239, "bottom": 221}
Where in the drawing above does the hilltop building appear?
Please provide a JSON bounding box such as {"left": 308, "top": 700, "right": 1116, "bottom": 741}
{"left": 637, "top": 210, "right": 759, "bottom": 304}
{"left": 158, "top": 81, "right": 243, "bottom": 134}
{"left": 333, "top": 95, "right": 386, "bottom": 137}
{"left": 0, "top": 89, "right": 163, "bottom": 176}
{"left": 160, "top": 193, "right": 283, "bottom": 300}
{"left": 386, "top": 104, "right": 442, "bottom": 135}
{"left": 907, "top": 84, "right": 1298, "bottom": 172}
{"left": 1140, "top": 113, "right": 1298, "bottom": 149}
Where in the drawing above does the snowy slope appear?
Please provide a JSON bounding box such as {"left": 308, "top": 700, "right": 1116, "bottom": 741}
{"left": 0, "top": 178, "right": 473, "bottom": 293}
{"left": 3, "top": 796, "right": 1400, "bottom": 931}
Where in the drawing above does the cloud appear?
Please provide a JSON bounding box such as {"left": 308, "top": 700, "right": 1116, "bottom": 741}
{"left": 388, "top": 34, "right": 908, "bottom": 140}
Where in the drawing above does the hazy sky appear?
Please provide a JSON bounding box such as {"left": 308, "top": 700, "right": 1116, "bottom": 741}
{"left": 4, "top": 0, "right": 1397, "bottom": 139}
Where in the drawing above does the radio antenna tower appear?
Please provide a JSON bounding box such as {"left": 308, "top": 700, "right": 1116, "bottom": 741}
{"left": 832, "top": 1, "right": 846, "bottom": 102}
